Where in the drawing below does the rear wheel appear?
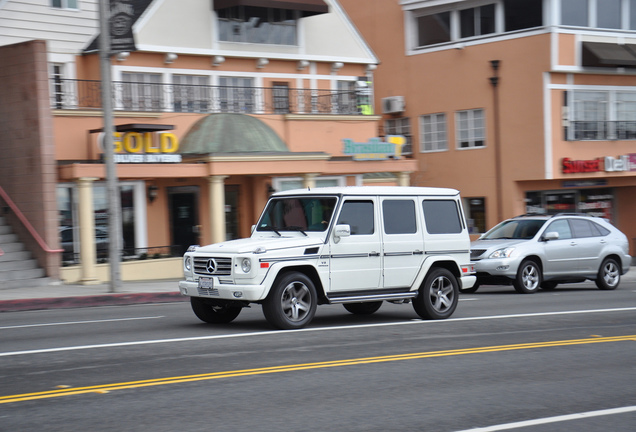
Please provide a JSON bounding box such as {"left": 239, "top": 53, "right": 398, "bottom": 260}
{"left": 263, "top": 272, "right": 317, "bottom": 329}
{"left": 343, "top": 301, "right": 383, "bottom": 315}
{"left": 412, "top": 268, "right": 458, "bottom": 320}
{"left": 513, "top": 260, "right": 541, "bottom": 294}
{"left": 190, "top": 297, "right": 242, "bottom": 324}
{"left": 595, "top": 258, "right": 620, "bottom": 290}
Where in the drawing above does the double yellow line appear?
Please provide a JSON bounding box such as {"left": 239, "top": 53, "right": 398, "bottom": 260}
{"left": 2, "top": 334, "right": 634, "bottom": 404}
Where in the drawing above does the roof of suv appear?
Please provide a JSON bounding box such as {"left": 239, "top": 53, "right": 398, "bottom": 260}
{"left": 272, "top": 186, "right": 460, "bottom": 197}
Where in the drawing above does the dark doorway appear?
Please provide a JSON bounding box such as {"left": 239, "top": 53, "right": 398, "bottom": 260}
{"left": 225, "top": 185, "right": 240, "bottom": 240}
{"left": 169, "top": 186, "right": 200, "bottom": 255}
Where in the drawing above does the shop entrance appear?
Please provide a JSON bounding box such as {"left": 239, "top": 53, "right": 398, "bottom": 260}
{"left": 168, "top": 186, "right": 200, "bottom": 255}
{"left": 225, "top": 185, "right": 240, "bottom": 240}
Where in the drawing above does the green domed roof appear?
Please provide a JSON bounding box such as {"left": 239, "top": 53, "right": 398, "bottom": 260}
{"left": 179, "top": 113, "right": 289, "bottom": 154}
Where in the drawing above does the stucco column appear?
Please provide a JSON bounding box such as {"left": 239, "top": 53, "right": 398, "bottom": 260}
{"left": 77, "top": 177, "right": 99, "bottom": 285}
{"left": 208, "top": 176, "right": 227, "bottom": 244}
{"left": 302, "top": 173, "right": 318, "bottom": 190}
{"left": 396, "top": 172, "right": 411, "bottom": 186}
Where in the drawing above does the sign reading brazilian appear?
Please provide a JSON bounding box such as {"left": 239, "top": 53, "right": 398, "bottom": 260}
{"left": 343, "top": 136, "right": 406, "bottom": 160}
{"left": 110, "top": 0, "right": 136, "bottom": 53}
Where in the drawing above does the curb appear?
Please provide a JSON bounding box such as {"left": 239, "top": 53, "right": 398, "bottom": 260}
{"left": 0, "top": 292, "right": 188, "bottom": 313}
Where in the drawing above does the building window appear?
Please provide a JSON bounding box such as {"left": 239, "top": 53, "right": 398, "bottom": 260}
{"left": 173, "top": 75, "right": 209, "bottom": 113}
{"left": 631, "top": 0, "right": 636, "bottom": 29}
{"left": 504, "top": 0, "right": 543, "bottom": 31}
{"left": 567, "top": 90, "right": 636, "bottom": 140}
{"left": 121, "top": 73, "right": 162, "bottom": 111}
{"left": 456, "top": 109, "right": 485, "bottom": 148}
{"left": 417, "top": 12, "right": 451, "bottom": 47}
{"left": 561, "top": 0, "right": 589, "bottom": 26}
{"left": 419, "top": 113, "right": 447, "bottom": 152}
{"left": 597, "top": 0, "right": 622, "bottom": 28}
{"left": 219, "top": 77, "right": 254, "bottom": 113}
{"left": 464, "top": 197, "right": 486, "bottom": 234}
{"left": 336, "top": 81, "right": 356, "bottom": 114}
{"left": 385, "top": 117, "right": 412, "bottom": 155}
{"left": 272, "top": 82, "right": 290, "bottom": 114}
{"left": 273, "top": 176, "right": 345, "bottom": 192}
{"left": 218, "top": 7, "right": 297, "bottom": 45}
{"left": 51, "top": 0, "right": 78, "bottom": 9}
{"left": 460, "top": 4, "right": 496, "bottom": 38}
{"left": 50, "top": 64, "right": 65, "bottom": 109}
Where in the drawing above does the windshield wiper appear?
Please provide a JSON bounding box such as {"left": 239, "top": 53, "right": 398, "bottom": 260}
{"left": 261, "top": 226, "right": 282, "bottom": 236}
{"left": 285, "top": 226, "right": 308, "bottom": 236}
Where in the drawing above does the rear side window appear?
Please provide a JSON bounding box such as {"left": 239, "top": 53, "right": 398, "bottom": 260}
{"left": 570, "top": 219, "right": 610, "bottom": 238}
{"left": 337, "top": 200, "right": 374, "bottom": 235}
{"left": 422, "top": 200, "right": 462, "bottom": 234}
{"left": 383, "top": 200, "right": 417, "bottom": 234}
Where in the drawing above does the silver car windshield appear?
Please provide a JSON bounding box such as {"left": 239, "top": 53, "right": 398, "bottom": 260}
{"left": 257, "top": 197, "right": 337, "bottom": 233}
{"left": 481, "top": 219, "right": 546, "bottom": 240}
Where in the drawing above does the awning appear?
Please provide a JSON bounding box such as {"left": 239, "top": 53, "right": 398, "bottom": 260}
{"left": 213, "top": 0, "right": 328, "bottom": 17}
{"left": 89, "top": 124, "right": 175, "bottom": 134}
{"left": 582, "top": 42, "right": 636, "bottom": 68}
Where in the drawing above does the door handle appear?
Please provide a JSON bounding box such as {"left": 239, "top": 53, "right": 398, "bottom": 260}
{"left": 369, "top": 252, "right": 380, "bottom": 257}
{"left": 413, "top": 250, "right": 424, "bottom": 255}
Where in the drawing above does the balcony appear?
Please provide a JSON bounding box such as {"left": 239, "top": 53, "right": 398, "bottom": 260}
{"left": 570, "top": 121, "right": 636, "bottom": 140}
{"left": 51, "top": 79, "right": 371, "bottom": 116}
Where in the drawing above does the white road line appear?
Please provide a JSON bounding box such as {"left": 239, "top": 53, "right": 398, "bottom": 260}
{"left": 0, "top": 316, "right": 164, "bottom": 330}
{"left": 1, "top": 307, "right": 635, "bottom": 357}
{"left": 453, "top": 405, "right": 636, "bottom": 431}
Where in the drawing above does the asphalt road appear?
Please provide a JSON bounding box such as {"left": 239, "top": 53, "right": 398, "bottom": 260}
{"left": 1, "top": 280, "right": 635, "bottom": 432}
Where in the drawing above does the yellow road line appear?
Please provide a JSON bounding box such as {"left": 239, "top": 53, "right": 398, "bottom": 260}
{"left": 2, "top": 334, "right": 634, "bottom": 404}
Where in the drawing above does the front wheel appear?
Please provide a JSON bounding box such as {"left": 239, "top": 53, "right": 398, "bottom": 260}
{"left": 343, "top": 301, "right": 383, "bottom": 315}
{"left": 190, "top": 297, "right": 242, "bottom": 324}
{"left": 263, "top": 272, "right": 317, "bottom": 329}
{"left": 412, "top": 268, "right": 459, "bottom": 320}
{"left": 595, "top": 258, "right": 621, "bottom": 290}
{"left": 513, "top": 260, "right": 542, "bottom": 294}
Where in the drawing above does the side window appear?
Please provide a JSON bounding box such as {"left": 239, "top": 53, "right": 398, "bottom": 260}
{"left": 422, "top": 200, "right": 462, "bottom": 234}
{"left": 571, "top": 219, "right": 608, "bottom": 238}
{"left": 337, "top": 200, "right": 374, "bottom": 235}
{"left": 383, "top": 200, "right": 417, "bottom": 234}
{"left": 545, "top": 219, "right": 572, "bottom": 239}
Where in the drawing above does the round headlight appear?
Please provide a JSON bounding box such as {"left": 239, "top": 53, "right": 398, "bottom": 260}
{"left": 185, "top": 256, "right": 192, "bottom": 271}
{"left": 241, "top": 258, "right": 252, "bottom": 273}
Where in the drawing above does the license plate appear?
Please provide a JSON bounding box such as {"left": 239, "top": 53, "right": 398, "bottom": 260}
{"left": 198, "top": 277, "right": 213, "bottom": 289}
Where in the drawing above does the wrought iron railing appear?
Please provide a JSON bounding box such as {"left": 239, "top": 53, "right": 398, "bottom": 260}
{"left": 570, "top": 121, "right": 636, "bottom": 140}
{"left": 51, "top": 79, "right": 370, "bottom": 115}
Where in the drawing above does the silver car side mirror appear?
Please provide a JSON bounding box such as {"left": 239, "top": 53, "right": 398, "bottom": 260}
{"left": 543, "top": 231, "right": 559, "bottom": 241}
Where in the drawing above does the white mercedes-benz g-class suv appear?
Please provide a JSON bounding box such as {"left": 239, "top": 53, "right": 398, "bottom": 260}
{"left": 179, "top": 186, "right": 475, "bottom": 329}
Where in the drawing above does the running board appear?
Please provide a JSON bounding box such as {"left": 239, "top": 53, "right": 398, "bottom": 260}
{"left": 326, "top": 291, "right": 418, "bottom": 304}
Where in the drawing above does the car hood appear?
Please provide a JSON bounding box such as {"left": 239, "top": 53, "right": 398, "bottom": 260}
{"left": 194, "top": 236, "right": 323, "bottom": 254}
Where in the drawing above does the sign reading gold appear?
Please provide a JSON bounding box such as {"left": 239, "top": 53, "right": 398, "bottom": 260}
{"left": 100, "top": 132, "right": 182, "bottom": 163}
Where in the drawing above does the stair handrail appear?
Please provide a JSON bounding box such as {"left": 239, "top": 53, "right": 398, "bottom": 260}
{"left": 0, "top": 185, "right": 63, "bottom": 254}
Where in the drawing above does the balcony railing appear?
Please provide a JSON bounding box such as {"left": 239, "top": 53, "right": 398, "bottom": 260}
{"left": 51, "top": 79, "right": 371, "bottom": 116}
{"left": 570, "top": 121, "right": 636, "bottom": 140}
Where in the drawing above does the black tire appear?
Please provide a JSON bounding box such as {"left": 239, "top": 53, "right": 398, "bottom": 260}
{"left": 263, "top": 272, "right": 317, "bottom": 329}
{"left": 343, "top": 301, "right": 383, "bottom": 315}
{"left": 540, "top": 281, "right": 558, "bottom": 291}
{"left": 412, "top": 267, "right": 459, "bottom": 320}
{"left": 595, "top": 258, "right": 621, "bottom": 290}
{"left": 460, "top": 280, "right": 480, "bottom": 294}
{"left": 513, "top": 260, "right": 542, "bottom": 294}
{"left": 190, "top": 297, "right": 242, "bottom": 324}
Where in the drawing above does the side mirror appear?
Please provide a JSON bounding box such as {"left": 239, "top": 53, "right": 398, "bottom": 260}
{"left": 333, "top": 224, "right": 351, "bottom": 243}
{"left": 543, "top": 231, "right": 559, "bottom": 241}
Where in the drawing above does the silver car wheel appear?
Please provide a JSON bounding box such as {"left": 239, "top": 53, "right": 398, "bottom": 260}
{"left": 596, "top": 258, "right": 620, "bottom": 290}
{"left": 513, "top": 260, "right": 542, "bottom": 294}
{"left": 281, "top": 281, "right": 312, "bottom": 322}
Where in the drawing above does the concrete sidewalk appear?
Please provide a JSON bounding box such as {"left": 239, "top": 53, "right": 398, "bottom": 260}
{"left": 0, "top": 279, "right": 186, "bottom": 312}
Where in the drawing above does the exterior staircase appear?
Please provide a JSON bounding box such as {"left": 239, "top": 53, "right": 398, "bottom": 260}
{"left": 0, "top": 215, "right": 50, "bottom": 289}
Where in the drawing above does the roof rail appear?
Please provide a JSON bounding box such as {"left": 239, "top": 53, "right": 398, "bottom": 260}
{"left": 550, "top": 212, "right": 590, "bottom": 218}
{"left": 0, "top": 186, "right": 62, "bottom": 254}
{"left": 512, "top": 213, "right": 546, "bottom": 218}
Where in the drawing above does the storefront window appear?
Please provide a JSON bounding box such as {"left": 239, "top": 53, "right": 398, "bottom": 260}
{"left": 524, "top": 188, "right": 615, "bottom": 222}
{"left": 57, "top": 182, "right": 142, "bottom": 264}
{"left": 464, "top": 197, "right": 486, "bottom": 234}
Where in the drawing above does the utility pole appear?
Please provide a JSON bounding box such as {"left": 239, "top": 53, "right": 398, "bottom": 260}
{"left": 99, "top": 0, "right": 122, "bottom": 292}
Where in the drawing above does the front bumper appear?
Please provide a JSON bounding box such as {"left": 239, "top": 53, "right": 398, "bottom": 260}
{"left": 179, "top": 279, "right": 268, "bottom": 302}
{"left": 473, "top": 257, "right": 520, "bottom": 280}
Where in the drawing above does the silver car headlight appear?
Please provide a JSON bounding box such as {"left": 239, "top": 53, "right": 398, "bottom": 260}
{"left": 489, "top": 247, "right": 515, "bottom": 259}
{"left": 241, "top": 257, "right": 252, "bottom": 273}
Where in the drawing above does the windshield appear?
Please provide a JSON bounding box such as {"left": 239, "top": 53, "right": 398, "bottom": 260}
{"left": 481, "top": 219, "right": 546, "bottom": 240}
{"left": 257, "top": 197, "right": 337, "bottom": 233}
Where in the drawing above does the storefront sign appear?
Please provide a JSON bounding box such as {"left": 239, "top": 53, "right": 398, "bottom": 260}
{"left": 343, "top": 135, "right": 405, "bottom": 160}
{"left": 99, "top": 131, "right": 182, "bottom": 163}
{"left": 562, "top": 154, "right": 634, "bottom": 174}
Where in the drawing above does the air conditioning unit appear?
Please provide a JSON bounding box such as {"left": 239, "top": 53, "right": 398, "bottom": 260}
{"left": 381, "top": 96, "right": 405, "bottom": 114}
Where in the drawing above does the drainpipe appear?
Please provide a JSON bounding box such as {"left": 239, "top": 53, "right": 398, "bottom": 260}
{"left": 489, "top": 60, "right": 503, "bottom": 222}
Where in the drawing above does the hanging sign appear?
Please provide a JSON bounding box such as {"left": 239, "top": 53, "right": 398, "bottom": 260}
{"left": 110, "top": 0, "right": 136, "bottom": 53}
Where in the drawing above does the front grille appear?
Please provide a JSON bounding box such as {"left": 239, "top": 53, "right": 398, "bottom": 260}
{"left": 471, "top": 249, "right": 486, "bottom": 260}
{"left": 193, "top": 256, "right": 232, "bottom": 276}
{"left": 198, "top": 287, "right": 219, "bottom": 296}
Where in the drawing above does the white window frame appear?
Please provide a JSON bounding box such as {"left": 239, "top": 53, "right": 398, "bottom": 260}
{"left": 51, "top": 0, "right": 78, "bottom": 10}
{"left": 455, "top": 108, "right": 485, "bottom": 149}
{"left": 419, "top": 113, "right": 447, "bottom": 153}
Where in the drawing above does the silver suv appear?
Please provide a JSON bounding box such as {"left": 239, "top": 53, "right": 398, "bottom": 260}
{"left": 468, "top": 213, "right": 631, "bottom": 294}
